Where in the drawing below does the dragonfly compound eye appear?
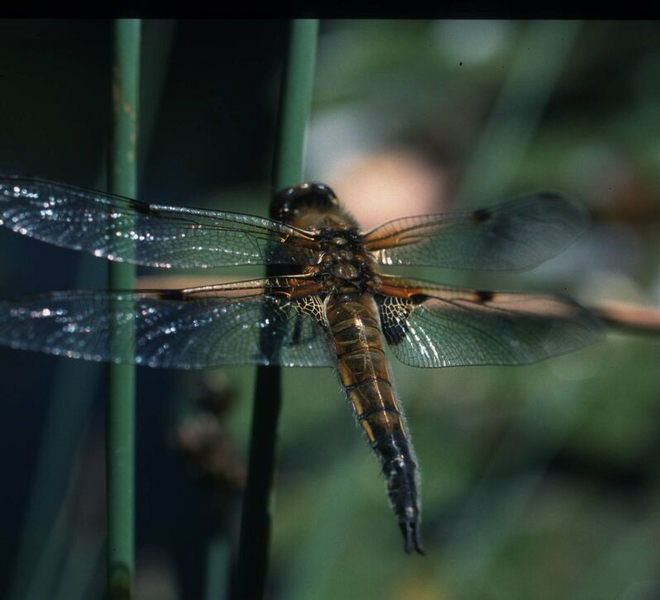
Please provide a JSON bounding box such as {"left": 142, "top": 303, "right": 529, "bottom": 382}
{"left": 271, "top": 182, "right": 339, "bottom": 222}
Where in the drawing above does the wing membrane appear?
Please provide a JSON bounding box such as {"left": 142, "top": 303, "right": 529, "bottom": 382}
{"left": 0, "top": 278, "right": 335, "bottom": 368}
{"left": 364, "top": 193, "right": 588, "bottom": 270}
{"left": 0, "top": 175, "right": 319, "bottom": 268}
{"left": 372, "top": 277, "right": 604, "bottom": 368}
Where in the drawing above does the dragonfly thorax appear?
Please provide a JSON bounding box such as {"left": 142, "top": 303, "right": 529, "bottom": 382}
{"left": 317, "top": 231, "right": 374, "bottom": 292}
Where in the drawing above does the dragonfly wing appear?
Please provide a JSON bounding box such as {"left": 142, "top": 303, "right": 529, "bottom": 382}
{"left": 363, "top": 192, "right": 588, "bottom": 270}
{"left": 0, "top": 175, "right": 319, "bottom": 268}
{"left": 372, "top": 277, "right": 604, "bottom": 368}
{"left": 0, "top": 278, "right": 336, "bottom": 368}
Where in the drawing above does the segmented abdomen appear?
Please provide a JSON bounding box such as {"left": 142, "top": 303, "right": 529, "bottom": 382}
{"left": 326, "top": 293, "right": 424, "bottom": 553}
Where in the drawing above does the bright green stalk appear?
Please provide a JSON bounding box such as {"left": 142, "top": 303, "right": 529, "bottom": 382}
{"left": 271, "top": 20, "right": 320, "bottom": 191}
{"left": 106, "top": 19, "right": 140, "bottom": 600}
{"left": 235, "top": 19, "right": 319, "bottom": 600}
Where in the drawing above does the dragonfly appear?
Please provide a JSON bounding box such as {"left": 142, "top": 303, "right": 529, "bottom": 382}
{"left": 0, "top": 175, "right": 604, "bottom": 554}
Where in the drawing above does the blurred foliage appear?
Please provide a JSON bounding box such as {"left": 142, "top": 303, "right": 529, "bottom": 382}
{"left": 0, "top": 19, "right": 659, "bottom": 600}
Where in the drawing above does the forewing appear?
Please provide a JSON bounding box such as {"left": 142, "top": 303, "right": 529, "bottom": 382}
{"left": 363, "top": 192, "right": 588, "bottom": 270}
{"left": 372, "top": 277, "right": 604, "bottom": 368}
{"left": 0, "top": 279, "right": 336, "bottom": 368}
{"left": 0, "top": 175, "right": 319, "bottom": 268}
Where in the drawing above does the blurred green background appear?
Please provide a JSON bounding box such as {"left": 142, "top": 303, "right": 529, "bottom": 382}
{"left": 0, "top": 19, "right": 659, "bottom": 600}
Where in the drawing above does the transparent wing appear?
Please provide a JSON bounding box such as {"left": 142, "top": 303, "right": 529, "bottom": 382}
{"left": 0, "top": 175, "right": 320, "bottom": 268}
{"left": 372, "top": 276, "right": 604, "bottom": 368}
{"left": 0, "top": 278, "right": 336, "bottom": 369}
{"left": 363, "top": 192, "right": 588, "bottom": 270}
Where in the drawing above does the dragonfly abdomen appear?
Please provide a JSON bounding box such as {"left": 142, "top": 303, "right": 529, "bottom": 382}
{"left": 326, "top": 293, "right": 424, "bottom": 554}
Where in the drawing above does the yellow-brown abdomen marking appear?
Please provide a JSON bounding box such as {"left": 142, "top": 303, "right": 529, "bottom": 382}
{"left": 347, "top": 380, "right": 407, "bottom": 444}
{"left": 327, "top": 293, "right": 423, "bottom": 553}
{"left": 326, "top": 294, "right": 407, "bottom": 443}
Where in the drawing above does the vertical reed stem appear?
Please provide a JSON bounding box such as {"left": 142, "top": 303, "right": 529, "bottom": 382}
{"left": 235, "top": 19, "right": 318, "bottom": 600}
{"left": 106, "top": 18, "right": 140, "bottom": 600}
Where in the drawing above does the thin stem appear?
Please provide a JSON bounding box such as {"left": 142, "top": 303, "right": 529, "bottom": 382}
{"left": 106, "top": 18, "right": 140, "bottom": 600}
{"left": 271, "top": 20, "right": 320, "bottom": 192}
{"left": 235, "top": 19, "right": 319, "bottom": 600}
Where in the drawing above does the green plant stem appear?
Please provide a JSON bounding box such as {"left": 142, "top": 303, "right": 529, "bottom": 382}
{"left": 106, "top": 18, "right": 140, "bottom": 600}
{"left": 235, "top": 19, "right": 318, "bottom": 600}
{"left": 271, "top": 20, "right": 320, "bottom": 191}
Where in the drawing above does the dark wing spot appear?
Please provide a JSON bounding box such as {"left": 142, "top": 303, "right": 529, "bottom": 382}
{"left": 127, "top": 198, "right": 155, "bottom": 215}
{"left": 409, "top": 293, "right": 430, "bottom": 306}
{"left": 147, "top": 289, "right": 186, "bottom": 301}
{"left": 472, "top": 207, "right": 491, "bottom": 223}
{"left": 474, "top": 290, "right": 495, "bottom": 303}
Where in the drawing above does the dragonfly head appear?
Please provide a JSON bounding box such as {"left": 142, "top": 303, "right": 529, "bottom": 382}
{"left": 271, "top": 182, "right": 340, "bottom": 223}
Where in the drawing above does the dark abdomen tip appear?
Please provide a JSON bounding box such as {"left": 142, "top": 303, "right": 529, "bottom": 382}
{"left": 400, "top": 519, "right": 425, "bottom": 555}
